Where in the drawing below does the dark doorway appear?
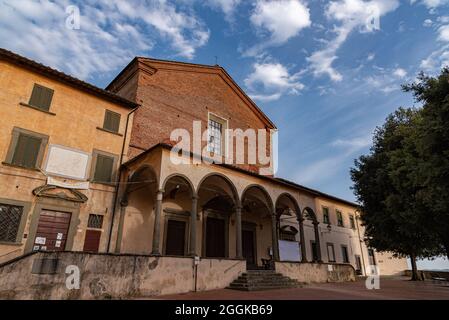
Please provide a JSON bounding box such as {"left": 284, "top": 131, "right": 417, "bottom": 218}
{"left": 83, "top": 230, "right": 101, "bottom": 253}
{"left": 242, "top": 229, "right": 256, "bottom": 268}
{"left": 34, "top": 210, "right": 71, "bottom": 251}
{"left": 311, "top": 240, "right": 318, "bottom": 262}
{"left": 206, "top": 217, "right": 225, "bottom": 257}
{"left": 165, "top": 220, "right": 186, "bottom": 256}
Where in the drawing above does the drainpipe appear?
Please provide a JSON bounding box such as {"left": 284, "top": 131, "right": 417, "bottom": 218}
{"left": 106, "top": 105, "right": 140, "bottom": 253}
{"left": 355, "top": 211, "right": 367, "bottom": 276}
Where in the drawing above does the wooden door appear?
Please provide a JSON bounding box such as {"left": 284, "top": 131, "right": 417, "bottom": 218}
{"left": 83, "top": 230, "right": 102, "bottom": 253}
{"left": 34, "top": 210, "right": 71, "bottom": 251}
{"left": 205, "top": 217, "right": 225, "bottom": 257}
{"left": 165, "top": 220, "right": 186, "bottom": 256}
{"left": 242, "top": 229, "right": 256, "bottom": 268}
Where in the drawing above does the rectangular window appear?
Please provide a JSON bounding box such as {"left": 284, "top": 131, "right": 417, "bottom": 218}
{"left": 29, "top": 84, "right": 54, "bottom": 111}
{"left": 103, "top": 110, "right": 121, "bottom": 133}
{"left": 336, "top": 210, "right": 344, "bottom": 227}
{"left": 327, "top": 243, "right": 336, "bottom": 262}
{"left": 349, "top": 214, "right": 356, "bottom": 229}
{"left": 322, "top": 207, "right": 330, "bottom": 224}
{"left": 368, "top": 248, "right": 376, "bottom": 265}
{"left": 5, "top": 128, "right": 49, "bottom": 169}
{"left": 208, "top": 119, "right": 223, "bottom": 155}
{"left": 87, "top": 214, "right": 104, "bottom": 229}
{"left": 92, "top": 153, "right": 115, "bottom": 184}
{"left": 311, "top": 240, "right": 318, "bottom": 262}
{"left": 0, "top": 203, "right": 24, "bottom": 243}
{"left": 341, "top": 245, "right": 350, "bottom": 263}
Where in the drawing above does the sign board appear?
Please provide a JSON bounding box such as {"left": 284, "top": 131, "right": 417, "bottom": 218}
{"left": 44, "top": 144, "right": 91, "bottom": 181}
{"left": 279, "top": 240, "right": 300, "bottom": 262}
{"left": 35, "top": 237, "right": 46, "bottom": 245}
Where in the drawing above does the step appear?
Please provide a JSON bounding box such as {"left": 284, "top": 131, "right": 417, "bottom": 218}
{"left": 227, "top": 270, "right": 301, "bottom": 291}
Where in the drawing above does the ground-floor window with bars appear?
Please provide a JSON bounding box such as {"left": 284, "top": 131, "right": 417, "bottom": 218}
{"left": 0, "top": 203, "right": 24, "bottom": 242}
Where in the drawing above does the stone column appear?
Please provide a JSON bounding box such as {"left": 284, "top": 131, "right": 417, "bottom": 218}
{"left": 313, "top": 221, "right": 323, "bottom": 262}
{"left": 235, "top": 205, "right": 243, "bottom": 259}
{"left": 298, "top": 216, "right": 308, "bottom": 263}
{"left": 189, "top": 195, "right": 198, "bottom": 256}
{"left": 151, "top": 189, "right": 164, "bottom": 256}
{"left": 271, "top": 213, "right": 280, "bottom": 261}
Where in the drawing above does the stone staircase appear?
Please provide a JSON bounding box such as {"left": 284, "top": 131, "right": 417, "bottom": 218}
{"left": 227, "top": 270, "right": 302, "bottom": 291}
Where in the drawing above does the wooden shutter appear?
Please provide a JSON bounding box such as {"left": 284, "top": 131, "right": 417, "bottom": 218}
{"left": 93, "top": 154, "right": 114, "bottom": 183}
{"left": 29, "top": 84, "right": 54, "bottom": 111}
{"left": 103, "top": 110, "right": 121, "bottom": 133}
{"left": 12, "top": 134, "right": 41, "bottom": 168}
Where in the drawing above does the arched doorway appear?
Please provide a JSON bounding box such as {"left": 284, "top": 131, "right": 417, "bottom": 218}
{"left": 161, "top": 174, "right": 195, "bottom": 256}
{"left": 275, "top": 193, "right": 307, "bottom": 262}
{"left": 197, "top": 174, "right": 238, "bottom": 259}
{"left": 119, "top": 165, "right": 158, "bottom": 254}
{"left": 241, "top": 185, "right": 275, "bottom": 269}
{"left": 303, "top": 207, "right": 322, "bottom": 262}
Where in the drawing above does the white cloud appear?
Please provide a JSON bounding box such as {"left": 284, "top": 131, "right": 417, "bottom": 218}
{"left": 393, "top": 68, "right": 407, "bottom": 78}
{"left": 367, "top": 53, "right": 376, "bottom": 61}
{"left": 438, "top": 25, "right": 449, "bottom": 41}
{"left": 245, "top": 0, "right": 311, "bottom": 56}
{"left": 307, "top": 0, "right": 400, "bottom": 82}
{"left": 331, "top": 136, "right": 371, "bottom": 150}
{"left": 420, "top": 0, "right": 449, "bottom": 8}
{"left": 423, "top": 18, "right": 433, "bottom": 27}
{"left": 206, "top": 0, "right": 241, "bottom": 21}
{"left": 244, "top": 62, "right": 304, "bottom": 102}
{"left": 0, "top": 0, "right": 209, "bottom": 80}
{"left": 420, "top": 44, "right": 449, "bottom": 71}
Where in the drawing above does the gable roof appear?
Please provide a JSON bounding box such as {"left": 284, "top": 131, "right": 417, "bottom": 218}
{"left": 0, "top": 48, "right": 139, "bottom": 109}
{"left": 106, "top": 57, "right": 277, "bottom": 129}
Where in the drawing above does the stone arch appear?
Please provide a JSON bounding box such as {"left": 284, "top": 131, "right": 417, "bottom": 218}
{"left": 302, "top": 207, "right": 322, "bottom": 262}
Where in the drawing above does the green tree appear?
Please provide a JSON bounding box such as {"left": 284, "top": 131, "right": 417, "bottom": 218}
{"left": 351, "top": 108, "right": 440, "bottom": 280}
{"left": 402, "top": 68, "right": 449, "bottom": 260}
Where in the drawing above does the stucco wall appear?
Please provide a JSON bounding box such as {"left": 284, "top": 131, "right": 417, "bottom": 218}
{"left": 275, "top": 261, "right": 356, "bottom": 284}
{"left": 0, "top": 251, "right": 245, "bottom": 300}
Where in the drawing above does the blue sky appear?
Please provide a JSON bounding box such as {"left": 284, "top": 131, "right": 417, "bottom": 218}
{"left": 1, "top": 0, "right": 448, "bottom": 268}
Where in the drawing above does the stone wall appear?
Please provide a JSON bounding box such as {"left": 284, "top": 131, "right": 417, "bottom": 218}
{"left": 0, "top": 251, "right": 245, "bottom": 300}
{"left": 275, "top": 261, "right": 356, "bottom": 284}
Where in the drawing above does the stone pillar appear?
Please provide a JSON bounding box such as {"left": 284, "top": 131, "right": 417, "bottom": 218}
{"left": 235, "top": 205, "right": 243, "bottom": 259}
{"left": 190, "top": 195, "right": 198, "bottom": 256}
{"left": 151, "top": 189, "right": 164, "bottom": 256}
{"left": 271, "top": 213, "right": 280, "bottom": 261}
{"left": 313, "top": 221, "right": 323, "bottom": 262}
{"left": 298, "top": 216, "right": 308, "bottom": 263}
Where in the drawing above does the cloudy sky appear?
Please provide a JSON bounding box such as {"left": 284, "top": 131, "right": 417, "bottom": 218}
{"left": 0, "top": 0, "right": 448, "bottom": 268}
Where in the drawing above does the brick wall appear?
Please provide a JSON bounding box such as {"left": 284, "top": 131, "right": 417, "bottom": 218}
{"left": 110, "top": 59, "right": 275, "bottom": 173}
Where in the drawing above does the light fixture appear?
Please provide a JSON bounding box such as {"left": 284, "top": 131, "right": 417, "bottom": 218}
{"left": 327, "top": 224, "right": 332, "bottom": 232}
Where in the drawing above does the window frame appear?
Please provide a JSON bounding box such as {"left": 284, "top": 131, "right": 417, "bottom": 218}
{"left": 349, "top": 214, "right": 356, "bottom": 229}
{"left": 22, "top": 83, "right": 55, "bottom": 113}
{"left": 326, "top": 242, "right": 336, "bottom": 262}
{"left": 207, "top": 112, "right": 228, "bottom": 157}
{"left": 99, "top": 109, "right": 122, "bottom": 135}
{"left": 0, "top": 198, "right": 31, "bottom": 245}
{"left": 341, "top": 245, "right": 350, "bottom": 263}
{"left": 322, "top": 206, "right": 330, "bottom": 224}
{"left": 336, "top": 210, "right": 344, "bottom": 227}
{"left": 4, "top": 127, "right": 49, "bottom": 170}
{"left": 90, "top": 149, "right": 118, "bottom": 185}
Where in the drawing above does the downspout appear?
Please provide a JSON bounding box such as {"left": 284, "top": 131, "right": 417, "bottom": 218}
{"left": 106, "top": 105, "right": 140, "bottom": 253}
{"left": 355, "top": 211, "right": 367, "bottom": 276}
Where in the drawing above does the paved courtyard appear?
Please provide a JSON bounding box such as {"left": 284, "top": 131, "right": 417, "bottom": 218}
{"left": 160, "top": 277, "right": 449, "bottom": 300}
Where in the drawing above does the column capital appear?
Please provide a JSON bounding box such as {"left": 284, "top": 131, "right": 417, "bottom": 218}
{"left": 312, "top": 220, "right": 320, "bottom": 226}
{"left": 191, "top": 194, "right": 199, "bottom": 200}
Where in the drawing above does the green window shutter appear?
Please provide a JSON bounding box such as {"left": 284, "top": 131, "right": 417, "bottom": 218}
{"left": 29, "top": 84, "right": 54, "bottom": 111}
{"left": 12, "top": 134, "right": 41, "bottom": 168}
{"left": 103, "top": 110, "right": 121, "bottom": 133}
{"left": 94, "top": 154, "right": 114, "bottom": 183}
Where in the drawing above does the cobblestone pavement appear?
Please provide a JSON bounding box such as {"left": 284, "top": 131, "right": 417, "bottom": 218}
{"left": 159, "top": 277, "right": 449, "bottom": 300}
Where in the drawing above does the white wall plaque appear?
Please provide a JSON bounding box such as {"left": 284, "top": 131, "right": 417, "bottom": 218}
{"left": 44, "top": 144, "right": 91, "bottom": 181}
{"left": 35, "top": 237, "right": 46, "bottom": 245}
{"left": 279, "top": 240, "right": 301, "bottom": 262}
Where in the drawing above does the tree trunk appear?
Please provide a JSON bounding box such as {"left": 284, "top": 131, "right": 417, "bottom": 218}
{"left": 442, "top": 236, "right": 449, "bottom": 261}
{"left": 409, "top": 253, "right": 422, "bottom": 281}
